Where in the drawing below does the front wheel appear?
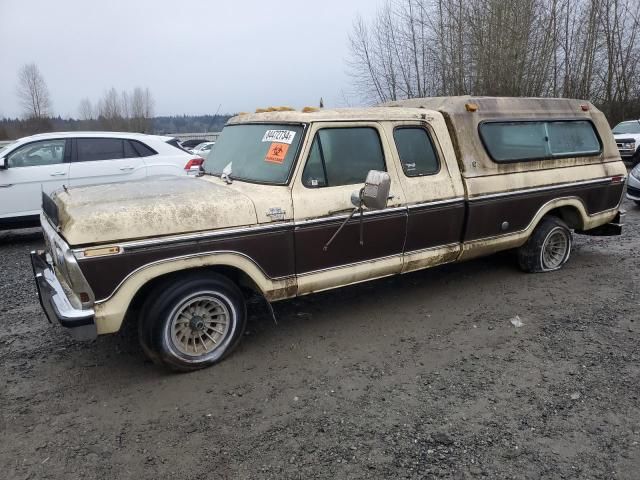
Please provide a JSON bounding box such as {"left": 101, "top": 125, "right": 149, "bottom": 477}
{"left": 139, "top": 273, "right": 247, "bottom": 372}
{"left": 517, "top": 216, "right": 572, "bottom": 273}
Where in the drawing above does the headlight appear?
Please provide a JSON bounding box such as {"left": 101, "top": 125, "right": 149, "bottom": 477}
{"left": 631, "top": 164, "right": 640, "bottom": 180}
{"left": 624, "top": 142, "right": 636, "bottom": 150}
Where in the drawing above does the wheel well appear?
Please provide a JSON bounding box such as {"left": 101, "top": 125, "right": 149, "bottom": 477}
{"left": 122, "top": 265, "right": 262, "bottom": 329}
{"left": 545, "top": 205, "right": 584, "bottom": 230}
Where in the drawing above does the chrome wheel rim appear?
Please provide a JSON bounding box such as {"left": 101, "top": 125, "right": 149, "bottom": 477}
{"left": 541, "top": 228, "right": 569, "bottom": 270}
{"left": 168, "top": 294, "right": 231, "bottom": 358}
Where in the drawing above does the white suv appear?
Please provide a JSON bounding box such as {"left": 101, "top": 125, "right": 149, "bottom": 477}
{"left": 612, "top": 119, "right": 640, "bottom": 165}
{"left": 0, "top": 132, "right": 203, "bottom": 229}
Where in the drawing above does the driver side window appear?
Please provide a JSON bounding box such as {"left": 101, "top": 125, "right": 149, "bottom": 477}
{"left": 7, "top": 139, "right": 66, "bottom": 168}
{"left": 302, "top": 127, "right": 386, "bottom": 188}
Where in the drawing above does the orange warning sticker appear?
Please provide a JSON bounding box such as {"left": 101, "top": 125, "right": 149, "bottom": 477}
{"left": 265, "top": 143, "right": 289, "bottom": 164}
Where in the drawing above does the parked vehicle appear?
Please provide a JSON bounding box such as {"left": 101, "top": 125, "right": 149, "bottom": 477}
{"left": 627, "top": 163, "right": 640, "bottom": 206}
{"left": 31, "top": 97, "right": 626, "bottom": 371}
{"left": 0, "top": 132, "right": 203, "bottom": 229}
{"left": 191, "top": 141, "right": 215, "bottom": 158}
{"left": 612, "top": 119, "right": 640, "bottom": 166}
{"left": 180, "top": 139, "right": 209, "bottom": 150}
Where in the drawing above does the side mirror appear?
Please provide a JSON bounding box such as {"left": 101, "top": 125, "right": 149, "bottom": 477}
{"left": 325, "top": 170, "right": 392, "bottom": 252}
{"left": 0, "top": 157, "right": 6, "bottom": 170}
{"left": 351, "top": 170, "right": 391, "bottom": 210}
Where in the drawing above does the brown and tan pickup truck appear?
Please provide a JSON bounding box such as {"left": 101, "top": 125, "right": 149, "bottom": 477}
{"left": 31, "top": 96, "right": 626, "bottom": 371}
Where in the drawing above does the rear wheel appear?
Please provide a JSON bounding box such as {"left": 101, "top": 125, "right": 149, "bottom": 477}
{"left": 138, "top": 272, "right": 247, "bottom": 372}
{"left": 517, "top": 216, "right": 572, "bottom": 273}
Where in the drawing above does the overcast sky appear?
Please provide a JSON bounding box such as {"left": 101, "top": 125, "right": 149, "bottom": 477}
{"left": 0, "top": 0, "right": 382, "bottom": 119}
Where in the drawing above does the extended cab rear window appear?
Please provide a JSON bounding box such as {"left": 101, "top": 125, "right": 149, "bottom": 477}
{"left": 479, "top": 120, "right": 601, "bottom": 163}
{"left": 393, "top": 127, "right": 440, "bottom": 176}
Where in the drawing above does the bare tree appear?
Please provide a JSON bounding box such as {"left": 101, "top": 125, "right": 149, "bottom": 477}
{"left": 121, "top": 90, "right": 130, "bottom": 125}
{"left": 16, "top": 63, "right": 52, "bottom": 119}
{"left": 78, "top": 98, "right": 94, "bottom": 121}
{"left": 97, "top": 87, "right": 124, "bottom": 130}
{"left": 130, "top": 86, "right": 155, "bottom": 132}
{"left": 143, "top": 87, "right": 155, "bottom": 120}
{"left": 79, "top": 86, "right": 155, "bottom": 131}
{"left": 347, "top": 0, "right": 640, "bottom": 124}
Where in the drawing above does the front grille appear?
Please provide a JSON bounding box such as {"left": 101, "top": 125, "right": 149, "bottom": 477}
{"left": 628, "top": 185, "right": 640, "bottom": 197}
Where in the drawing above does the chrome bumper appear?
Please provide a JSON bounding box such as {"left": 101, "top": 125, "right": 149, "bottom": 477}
{"left": 30, "top": 250, "right": 97, "bottom": 340}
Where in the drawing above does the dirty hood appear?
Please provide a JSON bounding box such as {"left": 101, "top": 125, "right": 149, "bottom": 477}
{"left": 47, "top": 177, "right": 257, "bottom": 246}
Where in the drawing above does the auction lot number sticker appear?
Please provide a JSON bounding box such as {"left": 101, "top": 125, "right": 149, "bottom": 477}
{"left": 262, "top": 130, "right": 296, "bottom": 144}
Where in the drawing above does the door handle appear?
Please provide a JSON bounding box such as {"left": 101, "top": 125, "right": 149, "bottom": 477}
{"left": 50, "top": 172, "right": 66, "bottom": 177}
{"left": 120, "top": 166, "right": 134, "bottom": 171}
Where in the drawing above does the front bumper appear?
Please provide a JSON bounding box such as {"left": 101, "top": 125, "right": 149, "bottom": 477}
{"left": 30, "top": 250, "right": 97, "bottom": 340}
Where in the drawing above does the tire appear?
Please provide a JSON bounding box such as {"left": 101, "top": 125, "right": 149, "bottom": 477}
{"left": 138, "top": 272, "right": 247, "bottom": 372}
{"left": 517, "top": 216, "right": 572, "bottom": 273}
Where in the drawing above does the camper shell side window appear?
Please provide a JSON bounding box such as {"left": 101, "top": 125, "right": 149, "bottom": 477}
{"left": 478, "top": 119, "right": 602, "bottom": 164}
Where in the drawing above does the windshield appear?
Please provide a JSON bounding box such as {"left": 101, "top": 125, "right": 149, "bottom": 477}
{"left": 204, "top": 124, "right": 304, "bottom": 184}
{"left": 613, "top": 120, "right": 640, "bottom": 134}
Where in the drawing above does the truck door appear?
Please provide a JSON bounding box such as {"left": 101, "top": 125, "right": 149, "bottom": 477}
{"left": 291, "top": 122, "right": 408, "bottom": 295}
{"left": 385, "top": 119, "right": 466, "bottom": 272}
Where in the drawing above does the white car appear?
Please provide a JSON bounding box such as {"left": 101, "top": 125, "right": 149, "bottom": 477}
{"left": 612, "top": 119, "right": 640, "bottom": 166}
{"left": 191, "top": 141, "right": 215, "bottom": 158}
{"left": 627, "top": 163, "right": 640, "bottom": 206}
{"left": 0, "top": 132, "right": 203, "bottom": 229}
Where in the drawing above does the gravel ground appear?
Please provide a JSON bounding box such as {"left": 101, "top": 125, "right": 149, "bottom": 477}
{"left": 1, "top": 200, "right": 639, "bottom": 480}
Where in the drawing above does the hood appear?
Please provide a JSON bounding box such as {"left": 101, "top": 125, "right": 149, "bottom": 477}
{"left": 48, "top": 177, "right": 257, "bottom": 246}
{"left": 613, "top": 133, "right": 640, "bottom": 142}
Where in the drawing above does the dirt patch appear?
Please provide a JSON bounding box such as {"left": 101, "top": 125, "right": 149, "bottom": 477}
{"left": 1, "top": 201, "right": 639, "bottom": 479}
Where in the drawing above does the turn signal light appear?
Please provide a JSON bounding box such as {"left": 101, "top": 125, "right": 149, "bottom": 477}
{"left": 611, "top": 175, "right": 624, "bottom": 184}
{"left": 184, "top": 158, "right": 204, "bottom": 170}
{"left": 83, "top": 246, "right": 121, "bottom": 257}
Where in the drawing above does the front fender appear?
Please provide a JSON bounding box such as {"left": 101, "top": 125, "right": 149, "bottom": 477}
{"left": 93, "top": 251, "right": 296, "bottom": 334}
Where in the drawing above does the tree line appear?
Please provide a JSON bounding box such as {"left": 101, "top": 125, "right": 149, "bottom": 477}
{"left": 0, "top": 114, "right": 232, "bottom": 142}
{"left": 348, "top": 0, "right": 640, "bottom": 124}
{"left": 6, "top": 63, "right": 157, "bottom": 138}
{"left": 77, "top": 86, "right": 155, "bottom": 132}
{"left": 2, "top": 63, "right": 233, "bottom": 140}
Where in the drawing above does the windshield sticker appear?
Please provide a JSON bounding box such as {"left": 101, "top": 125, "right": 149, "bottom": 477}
{"left": 262, "top": 130, "right": 296, "bottom": 145}
{"left": 265, "top": 143, "right": 289, "bottom": 164}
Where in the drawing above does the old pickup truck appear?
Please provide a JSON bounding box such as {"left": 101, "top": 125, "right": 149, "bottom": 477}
{"left": 30, "top": 97, "right": 626, "bottom": 371}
